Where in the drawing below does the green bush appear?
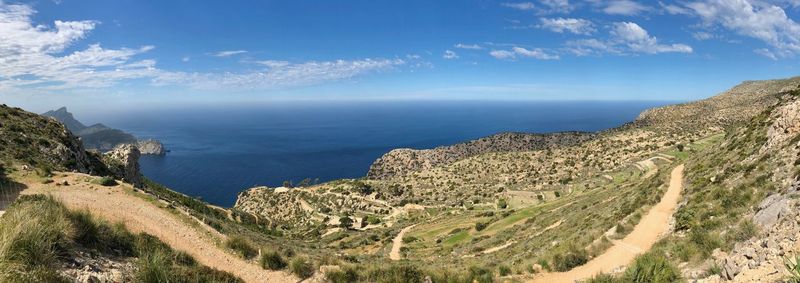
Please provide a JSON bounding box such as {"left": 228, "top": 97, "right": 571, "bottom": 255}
{"left": 92, "top": 176, "right": 117, "bottom": 186}
{"left": 475, "top": 222, "right": 487, "bottom": 231}
{"left": 260, "top": 250, "right": 287, "bottom": 270}
{"left": 498, "top": 265, "right": 511, "bottom": 276}
{"left": 326, "top": 265, "right": 360, "bottom": 283}
{"left": 622, "top": 253, "right": 681, "bottom": 283}
{"left": 225, "top": 236, "right": 258, "bottom": 259}
{"left": 552, "top": 246, "right": 588, "bottom": 272}
{"left": 289, "top": 257, "right": 315, "bottom": 279}
{"left": 135, "top": 249, "right": 173, "bottom": 283}
{"left": 365, "top": 264, "right": 425, "bottom": 283}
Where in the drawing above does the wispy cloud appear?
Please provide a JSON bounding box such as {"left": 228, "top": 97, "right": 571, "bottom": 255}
{"left": 591, "top": 0, "right": 651, "bottom": 15}
{"left": 156, "top": 59, "right": 405, "bottom": 90}
{"left": 501, "top": 2, "right": 537, "bottom": 11}
{"left": 443, "top": 50, "right": 459, "bottom": 59}
{"left": 213, "top": 50, "right": 247, "bottom": 57}
{"left": 490, "top": 47, "right": 560, "bottom": 60}
{"left": 454, "top": 43, "right": 484, "bottom": 50}
{"left": 539, "top": 17, "right": 595, "bottom": 35}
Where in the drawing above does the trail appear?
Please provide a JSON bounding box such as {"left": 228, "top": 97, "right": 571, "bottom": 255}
{"left": 18, "top": 173, "right": 296, "bottom": 283}
{"left": 531, "top": 165, "right": 684, "bottom": 282}
{"left": 389, "top": 224, "right": 417, "bottom": 260}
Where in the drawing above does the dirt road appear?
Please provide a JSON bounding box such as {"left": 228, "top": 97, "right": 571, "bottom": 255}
{"left": 20, "top": 173, "right": 296, "bottom": 283}
{"left": 389, "top": 224, "right": 417, "bottom": 260}
{"left": 531, "top": 164, "right": 684, "bottom": 282}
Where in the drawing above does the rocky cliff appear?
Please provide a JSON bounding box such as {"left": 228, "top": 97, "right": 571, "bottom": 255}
{"left": 367, "top": 131, "right": 595, "bottom": 179}
{"left": 103, "top": 144, "right": 143, "bottom": 187}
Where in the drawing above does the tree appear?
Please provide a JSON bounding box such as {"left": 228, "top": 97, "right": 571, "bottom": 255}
{"left": 676, "top": 144, "right": 685, "bottom": 152}
{"left": 339, "top": 216, "right": 353, "bottom": 229}
{"left": 497, "top": 199, "right": 508, "bottom": 209}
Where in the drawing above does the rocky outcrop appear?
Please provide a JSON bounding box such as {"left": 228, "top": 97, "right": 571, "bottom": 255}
{"left": 367, "top": 131, "right": 595, "bottom": 179}
{"left": 59, "top": 249, "right": 134, "bottom": 283}
{"left": 137, "top": 139, "right": 167, "bottom": 155}
{"left": 709, "top": 179, "right": 800, "bottom": 281}
{"left": 103, "top": 144, "right": 142, "bottom": 187}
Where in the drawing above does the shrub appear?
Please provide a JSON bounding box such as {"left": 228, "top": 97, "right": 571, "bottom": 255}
{"left": 92, "top": 176, "right": 117, "bottom": 186}
{"left": 365, "top": 264, "right": 425, "bottom": 283}
{"left": 260, "top": 250, "right": 287, "bottom": 270}
{"left": 402, "top": 236, "right": 418, "bottom": 244}
{"left": 467, "top": 266, "right": 494, "bottom": 283}
{"left": 225, "top": 236, "right": 257, "bottom": 259}
{"left": 289, "top": 257, "right": 315, "bottom": 279}
{"left": 498, "top": 265, "right": 511, "bottom": 276}
{"left": 475, "top": 222, "right": 487, "bottom": 231}
{"left": 135, "top": 250, "right": 173, "bottom": 283}
{"left": 553, "top": 246, "right": 588, "bottom": 272}
{"left": 339, "top": 217, "right": 353, "bottom": 229}
{"left": 326, "top": 265, "right": 360, "bottom": 283}
{"left": 622, "top": 252, "right": 681, "bottom": 283}
{"left": 497, "top": 199, "right": 508, "bottom": 209}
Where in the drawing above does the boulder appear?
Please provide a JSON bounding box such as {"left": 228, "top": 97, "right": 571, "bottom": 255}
{"left": 754, "top": 194, "right": 789, "bottom": 229}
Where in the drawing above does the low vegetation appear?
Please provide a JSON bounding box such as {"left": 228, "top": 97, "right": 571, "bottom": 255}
{"left": 0, "top": 195, "right": 242, "bottom": 282}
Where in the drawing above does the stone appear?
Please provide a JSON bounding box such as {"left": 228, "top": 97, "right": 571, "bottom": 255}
{"left": 754, "top": 194, "right": 789, "bottom": 229}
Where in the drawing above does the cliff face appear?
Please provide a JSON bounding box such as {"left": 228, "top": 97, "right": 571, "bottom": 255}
{"left": 103, "top": 144, "right": 143, "bottom": 187}
{"left": 366, "top": 131, "right": 595, "bottom": 179}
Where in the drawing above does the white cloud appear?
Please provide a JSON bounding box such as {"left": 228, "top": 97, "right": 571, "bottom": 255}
{"left": 443, "top": 50, "right": 459, "bottom": 59}
{"left": 213, "top": 50, "right": 247, "bottom": 57}
{"left": 156, "top": 59, "right": 405, "bottom": 90}
{"left": 454, "top": 43, "right": 483, "bottom": 50}
{"left": 539, "top": 0, "right": 573, "bottom": 13}
{"left": 0, "top": 2, "right": 411, "bottom": 92}
{"left": 539, "top": 17, "right": 595, "bottom": 34}
{"left": 602, "top": 0, "right": 651, "bottom": 15}
{"left": 501, "top": 2, "right": 537, "bottom": 10}
{"left": 566, "top": 22, "right": 692, "bottom": 55}
{"left": 660, "top": 1, "right": 692, "bottom": 15}
{"left": 684, "top": 0, "right": 800, "bottom": 58}
{"left": 692, "top": 31, "right": 715, "bottom": 40}
{"left": 182, "top": 56, "right": 190, "bottom": 62}
{"left": 489, "top": 50, "right": 517, "bottom": 59}
{"left": 610, "top": 22, "right": 693, "bottom": 53}
{"left": 489, "top": 47, "right": 559, "bottom": 60}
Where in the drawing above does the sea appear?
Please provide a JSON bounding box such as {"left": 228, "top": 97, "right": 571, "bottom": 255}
{"left": 96, "top": 100, "right": 673, "bottom": 207}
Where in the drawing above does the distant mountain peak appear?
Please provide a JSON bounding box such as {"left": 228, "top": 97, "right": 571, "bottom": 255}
{"left": 42, "top": 106, "right": 86, "bottom": 132}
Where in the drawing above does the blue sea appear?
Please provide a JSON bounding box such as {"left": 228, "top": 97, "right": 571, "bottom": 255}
{"left": 97, "top": 101, "right": 672, "bottom": 207}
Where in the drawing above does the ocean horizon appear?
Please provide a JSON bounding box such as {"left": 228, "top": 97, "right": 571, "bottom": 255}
{"left": 91, "top": 100, "right": 676, "bottom": 206}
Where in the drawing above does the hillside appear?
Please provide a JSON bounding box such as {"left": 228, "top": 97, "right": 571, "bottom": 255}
{"left": 42, "top": 107, "right": 167, "bottom": 155}
{"left": 233, "top": 77, "right": 800, "bottom": 282}
{"left": 2, "top": 76, "right": 799, "bottom": 282}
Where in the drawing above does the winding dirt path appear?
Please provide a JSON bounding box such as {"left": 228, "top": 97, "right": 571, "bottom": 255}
{"left": 389, "top": 224, "right": 417, "bottom": 260}
{"left": 18, "top": 172, "right": 296, "bottom": 283}
{"left": 531, "top": 164, "right": 684, "bottom": 282}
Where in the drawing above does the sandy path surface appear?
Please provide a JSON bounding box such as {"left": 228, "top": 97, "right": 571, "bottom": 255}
{"left": 531, "top": 165, "right": 684, "bottom": 282}
{"left": 389, "top": 224, "right": 417, "bottom": 260}
{"left": 19, "top": 173, "right": 296, "bottom": 283}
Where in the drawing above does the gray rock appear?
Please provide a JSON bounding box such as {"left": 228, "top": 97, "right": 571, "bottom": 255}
{"left": 754, "top": 194, "right": 789, "bottom": 229}
{"left": 104, "top": 144, "right": 142, "bottom": 187}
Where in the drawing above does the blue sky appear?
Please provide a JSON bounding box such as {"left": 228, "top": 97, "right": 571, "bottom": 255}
{"left": 2, "top": 0, "right": 800, "bottom": 113}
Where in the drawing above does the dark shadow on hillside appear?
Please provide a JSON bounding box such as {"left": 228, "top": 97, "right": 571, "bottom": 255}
{"left": 0, "top": 170, "right": 27, "bottom": 213}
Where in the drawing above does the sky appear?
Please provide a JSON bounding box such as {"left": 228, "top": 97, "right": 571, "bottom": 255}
{"left": 1, "top": 0, "right": 800, "bottom": 113}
